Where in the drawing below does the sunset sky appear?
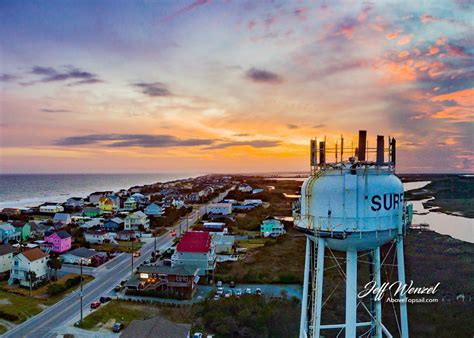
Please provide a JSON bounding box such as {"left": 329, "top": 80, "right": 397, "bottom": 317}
{"left": 0, "top": 0, "right": 473, "bottom": 174}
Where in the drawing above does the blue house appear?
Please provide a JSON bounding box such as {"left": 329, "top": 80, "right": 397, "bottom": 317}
{"left": 0, "top": 223, "right": 21, "bottom": 243}
{"left": 103, "top": 217, "right": 124, "bottom": 232}
{"left": 144, "top": 203, "right": 163, "bottom": 216}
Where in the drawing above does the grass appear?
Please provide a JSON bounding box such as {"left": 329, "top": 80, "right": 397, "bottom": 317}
{"left": 235, "top": 237, "right": 276, "bottom": 249}
{"left": 91, "top": 240, "right": 144, "bottom": 253}
{"left": 0, "top": 274, "right": 94, "bottom": 325}
{"left": 78, "top": 300, "right": 160, "bottom": 331}
{"left": 0, "top": 324, "right": 6, "bottom": 334}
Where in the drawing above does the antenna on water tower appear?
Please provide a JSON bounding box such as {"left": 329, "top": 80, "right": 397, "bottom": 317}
{"left": 295, "top": 130, "right": 409, "bottom": 338}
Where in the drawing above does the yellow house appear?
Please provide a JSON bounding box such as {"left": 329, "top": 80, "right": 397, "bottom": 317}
{"left": 99, "top": 197, "right": 114, "bottom": 212}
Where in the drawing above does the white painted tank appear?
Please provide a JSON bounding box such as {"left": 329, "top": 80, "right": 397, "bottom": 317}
{"left": 295, "top": 165, "right": 404, "bottom": 251}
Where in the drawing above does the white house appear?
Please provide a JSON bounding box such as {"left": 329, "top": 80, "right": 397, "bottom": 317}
{"left": 238, "top": 184, "right": 253, "bottom": 192}
{"left": 39, "top": 205, "right": 64, "bottom": 213}
{"left": 65, "top": 197, "right": 84, "bottom": 208}
{"left": 0, "top": 244, "right": 16, "bottom": 279}
{"left": 124, "top": 197, "right": 138, "bottom": 210}
{"left": 62, "top": 247, "right": 100, "bottom": 265}
{"left": 212, "top": 233, "right": 234, "bottom": 254}
{"left": 207, "top": 203, "right": 232, "bottom": 215}
{"left": 53, "top": 213, "right": 72, "bottom": 225}
{"left": 84, "top": 230, "right": 112, "bottom": 244}
{"left": 9, "top": 248, "right": 49, "bottom": 287}
{"left": 80, "top": 218, "right": 102, "bottom": 229}
{"left": 124, "top": 211, "right": 149, "bottom": 231}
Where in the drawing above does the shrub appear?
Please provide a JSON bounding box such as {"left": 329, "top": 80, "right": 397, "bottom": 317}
{"left": 0, "top": 310, "right": 19, "bottom": 322}
{"left": 47, "top": 283, "right": 66, "bottom": 295}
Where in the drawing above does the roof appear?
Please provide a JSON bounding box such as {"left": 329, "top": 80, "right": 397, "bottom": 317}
{"left": 83, "top": 207, "right": 100, "bottom": 212}
{"left": 99, "top": 197, "right": 113, "bottom": 204}
{"left": 129, "top": 211, "right": 147, "bottom": 218}
{"left": 21, "top": 248, "right": 48, "bottom": 262}
{"left": 56, "top": 230, "right": 71, "bottom": 239}
{"left": 66, "top": 247, "right": 99, "bottom": 259}
{"left": 176, "top": 231, "right": 211, "bottom": 253}
{"left": 0, "top": 244, "right": 16, "bottom": 256}
{"left": 138, "top": 265, "right": 199, "bottom": 276}
{"left": 120, "top": 317, "right": 190, "bottom": 338}
{"left": 11, "top": 221, "right": 26, "bottom": 228}
{"left": 0, "top": 223, "right": 15, "bottom": 231}
{"left": 53, "top": 213, "right": 71, "bottom": 220}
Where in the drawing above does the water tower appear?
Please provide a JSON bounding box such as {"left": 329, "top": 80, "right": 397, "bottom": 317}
{"left": 294, "top": 130, "right": 409, "bottom": 338}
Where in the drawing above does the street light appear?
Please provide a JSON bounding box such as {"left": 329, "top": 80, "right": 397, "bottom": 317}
{"left": 79, "top": 258, "right": 83, "bottom": 325}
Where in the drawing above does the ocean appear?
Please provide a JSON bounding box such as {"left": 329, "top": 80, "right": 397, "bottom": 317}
{"left": 0, "top": 173, "right": 199, "bottom": 209}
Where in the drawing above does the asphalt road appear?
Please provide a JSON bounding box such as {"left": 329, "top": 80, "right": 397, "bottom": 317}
{"left": 3, "top": 190, "right": 229, "bottom": 338}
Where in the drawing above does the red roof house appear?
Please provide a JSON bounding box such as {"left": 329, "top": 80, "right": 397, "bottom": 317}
{"left": 176, "top": 232, "right": 211, "bottom": 253}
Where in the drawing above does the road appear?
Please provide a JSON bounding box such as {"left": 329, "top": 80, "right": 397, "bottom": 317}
{"left": 3, "top": 190, "right": 229, "bottom": 338}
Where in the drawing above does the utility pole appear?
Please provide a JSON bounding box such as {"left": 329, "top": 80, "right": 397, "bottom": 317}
{"left": 131, "top": 240, "right": 134, "bottom": 276}
{"left": 80, "top": 258, "right": 83, "bottom": 324}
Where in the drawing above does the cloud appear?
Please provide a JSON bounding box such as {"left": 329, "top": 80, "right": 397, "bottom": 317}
{"left": 133, "top": 82, "right": 172, "bottom": 97}
{"left": 40, "top": 108, "right": 71, "bottom": 113}
{"left": 313, "top": 124, "right": 326, "bottom": 128}
{"left": 28, "top": 66, "right": 102, "bottom": 85}
{"left": 245, "top": 68, "right": 282, "bottom": 83}
{"left": 233, "top": 133, "right": 251, "bottom": 137}
{"left": 205, "top": 140, "right": 281, "bottom": 150}
{"left": 287, "top": 124, "right": 299, "bottom": 129}
{"left": 54, "top": 134, "right": 215, "bottom": 148}
{"left": 162, "top": 0, "right": 210, "bottom": 22}
{"left": 0, "top": 73, "right": 18, "bottom": 82}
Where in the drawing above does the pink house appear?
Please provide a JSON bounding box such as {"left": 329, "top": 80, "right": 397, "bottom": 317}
{"left": 44, "top": 230, "right": 72, "bottom": 253}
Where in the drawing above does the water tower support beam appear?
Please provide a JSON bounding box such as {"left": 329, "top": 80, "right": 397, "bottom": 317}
{"left": 299, "top": 237, "right": 311, "bottom": 338}
{"left": 374, "top": 247, "right": 382, "bottom": 338}
{"left": 397, "top": 237, "right": 409, "bottom": 338}
{"left": 313, "top": 237, "right": 325, "bottom": 337}
{"left": 345, "top": 250, "right": 358, "bottom": 338}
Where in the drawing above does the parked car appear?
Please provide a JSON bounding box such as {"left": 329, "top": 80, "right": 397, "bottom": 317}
{"left": 216, "top": 280, "right": 223, "bottom": 287}
{"left": 114, "top": 285, "right": 122, "bottom": 292}
{"left": 100, "top": 296, "right": 111, "bottom": 303}
{"left": 245, "top": 288, "right": 252, "bottom": 294}
{"left": 90, "top": 301, "right": 101, "bottom": 309}
{"left": 193, "top": 333, "right": 203, "bottom": 338}
{"left": 225, "top": 292, "right": 231, "bottom": 298}
{"left": 229, "top": 281, "right": 236, "bottom": 288}
{"left": 235, "top": 289, "right": 242, "bottom": 296}
{"left": 256, "top": 288, "right": 262, "bottom": 295}
{"left": 112, "top": 322, "right": 124, "bottom": 333}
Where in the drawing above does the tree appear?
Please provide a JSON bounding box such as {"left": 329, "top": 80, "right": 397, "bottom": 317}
{"left": 26, "top": 271, "right": 37, "bottom": 297}
{"left": 48, "top": 256, "right": 62, "bottom": 281}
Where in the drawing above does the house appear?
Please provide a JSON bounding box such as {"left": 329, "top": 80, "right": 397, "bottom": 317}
{"left": 260, "top": 218, "right": 286, "bottom": 237}
{"left": 103, "top": 217, "right": 124, "bottom": 232}
{"left": 80, "top": 218, "right": 102, "bottom": 229}
{"left": 116, "top": 230, "right": 135, "bottom": 241}
{"left": 0, "top": 223, "right": 21, "bottom": 243}
{"left": 62, "top": 247, "right": 101, "bottom": 265}
{"left": 53, "top": 213, "right": 72, "bottom": 225}
{"left": 171, "top": 232, "right": 216, "bottom": 277}
{"left": 187, "top": 192, "right": 201, "bottom": 203}
{"left": 212, "top": 233, "right": 234, "bottom": 254}
{"left": 202, "top": 222, "right": 227, "bottom": 234}
{"left": 39, "top": 205, "right": 64, "bottom": 213}
{"left": 89, "top": 191, "right": 112, "bottom": 205}
{"left": 65, "top": 197, "right": 84, "bottom": 208}
{"left": 44, "top": 231, "right": 72, "bottom": 253}
{"left": 124, "top": 197, "right": 137, "bottom": 211}
{"left": 243, "top": 199, "right": 263, "bottom": 206}
{"left": 207, "top": 203, "right": 232, "bottom": 215}
{"left": 144, "top": 203, "right": 163, "bottom": 216}
{"left": 9, "top": 248, "right": 49, "bottom": 287}
{"left": 0, "top": 244, "right": 16, "bottom": 279}
{"left": 107, "top": 193, "right": 121, "bottom": 209}
{"left": 172, "top": 199, "right": 185, "bottom": 209}
{"left": 98, "top": 197, "right": 115, "bottom": 212}
{"left": 124, "top": 211, "right": 149, "bottom": 231}
{"left": 83, "top": 207, "right": 101, "bottom": 218}
{"left": 1, "top": 208, "right": 21, "bottom": 216}
{"left": 11, "top": 221, "right": 31, "bottom": 241}
{"left": 238, "top": 184, "right": 253, "bottom": 192}
{"left": 131, "top": 193, "right": 146, "bottom": 204}
{"left": 133, "top": 265, "right": 200, "bottom": 300}
{"left": 120, "top": 316, "right": 191, "bottom": 338}
{"left": 84, "top": 230, "right": 111, "bottom": 244}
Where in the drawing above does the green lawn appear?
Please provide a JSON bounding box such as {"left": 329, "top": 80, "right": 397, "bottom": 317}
{"left": 78, "top": 300, "right": 160, "bottom": 331}
{"left": 91, "top": 240, "right": 144, "bottom": 253}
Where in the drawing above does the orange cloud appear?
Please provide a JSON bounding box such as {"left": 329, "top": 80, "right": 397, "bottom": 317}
{"left": 428, "top": 46, "right": 439, "bottom": 55}
{"left": 397, "top": 34, "right": 412, "bottom": 45}
{"left": 399, "top": 51, "right": 410, "bottom": 58}
{"left": 386, "top": 32, "right": 399, "bottom": 40}
{"left": 431, "top": 88, "right": 474, "bottom": 121}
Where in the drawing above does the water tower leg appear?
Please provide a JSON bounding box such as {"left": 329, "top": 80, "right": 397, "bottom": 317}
{"left": 397, "top": 237, "right": 409, "bottom": 338}
{"left": 299, "top": 237, "right": 311, "bottom": 338}
{"left": 345, "top": 250, "right": 357, "bottom": 338}
{"left": 314, "top": 237, "right": 325, "bottom": 337}
{"left": 374, "top": 246, "right": 382, "bottom": 338}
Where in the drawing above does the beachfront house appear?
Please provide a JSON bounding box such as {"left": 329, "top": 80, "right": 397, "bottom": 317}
{"left": 53, "top": 213, "right": 72, "bottom": 225}
{"left": 44, "top": 230, "right": 72, "bottom": 253}
{"left": 83, "top": 207, "right": 101, "bottom": 218}
{"left": 124, "top": 211, "right": 149, "bottom": 231}
{"left": 98, "top": 197, "right": 115, "bottom": 212}
{"left": 84, "top": 230, "right": 112, "bottom": 244}
{"left": 107, "top": 194, "right": 121, "bottom": 209}
{"left": 89, "top": 191, "right": 112, "bottom": 205}
{"left": 62, "top": 247, "right": 101, "bottom": 265}
{"left": 65, "top": 197, "right": 84, "bottom": 208}
{"left": 0, "top": 223, "right": 21, "bottom": 244}
{"left": 171, "top": 232, "right": 216, "bottom": 277}
{"left": 103, "top": 217, "right": 124, "bottom": 232}
{"left": 11, "top": 221, "right": 31, "bottom": 241}
{"left": 39, "top": 205, "right": 64, "bottom": 213}
{"left": 9, "top": 248, "right": 49, "bottom": 287}
{"left": 0, "top": 244, "right": 16, "bottom": 279}
{"left": 124, "top": 197, "right": 138, "bottom": 211}
{"left": 260, "top": 218, "right": 286, "bottom": 238}
{"left": 144, "top": 203, "right": 163, "bottom": 216}
{"left": 207, "top": 203, "right": 232, "bottom": 215}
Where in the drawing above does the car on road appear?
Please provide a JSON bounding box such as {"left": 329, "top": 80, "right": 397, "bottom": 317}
{"left": 256, "top": 288, "right": 262, "bottom": 295}
{"left": 245, "top": 288, "right": 252, "bottom": 294}
{"left": 229, "top": 281, "right": 236, "bottom": 288}
{"left": 235, "top": 289, "right": 242, "bottom": 297}
{"left": 133, "top": 251, "right": 141, "bottom": 257}
{"left": 171, "top": 230, "right": 176, "bottom": 237}
{"left": 100, "top": 296, "right": 111, "bottom": 303}
{"left": 114, "top": 285, "right": 122, "bottom": 292}
{"left": 112, "top": 322, "right": 124, "bottom": 333}
{"left": 90, "top": 301, "right": 101, "bottom": 309}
